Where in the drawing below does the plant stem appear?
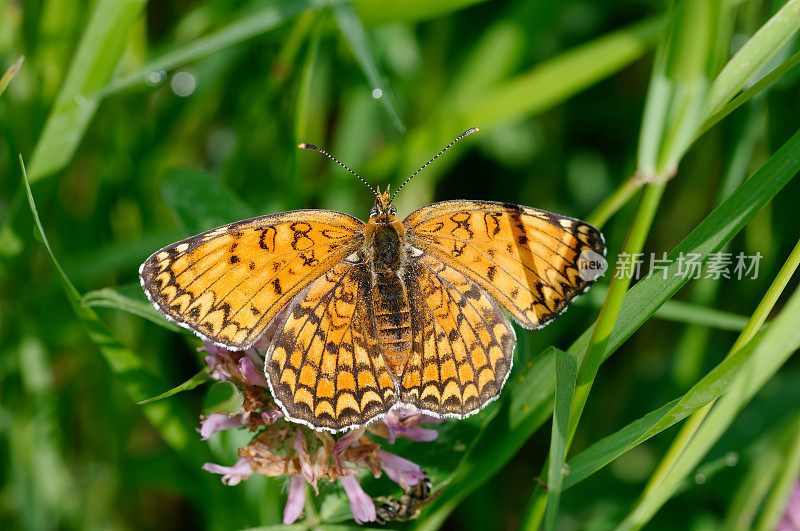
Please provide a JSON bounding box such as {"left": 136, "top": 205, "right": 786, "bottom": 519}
{"left": 569, "top": 181, "right": 666, "bottom": 444}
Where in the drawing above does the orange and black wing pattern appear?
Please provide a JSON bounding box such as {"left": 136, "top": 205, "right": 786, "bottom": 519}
{"left": 404, "top": 200, "right": 605, "bottom": 330}
{"left": 140, "top": 210, "right": 364, "bottom": 349}
{"left": 265, "top": 258, "right": 398, "bottom": 431}
{"left": 401, "top": 253, "right": 515, "bottom": 418}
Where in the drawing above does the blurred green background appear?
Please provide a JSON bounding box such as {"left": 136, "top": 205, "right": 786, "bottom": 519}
{"left": 2, "top": 0, "right": 800, "bottom": 529}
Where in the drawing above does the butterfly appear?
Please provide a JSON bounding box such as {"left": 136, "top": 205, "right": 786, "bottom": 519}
{"left": 140, "top": 128, "right": 605, "bottom": 432}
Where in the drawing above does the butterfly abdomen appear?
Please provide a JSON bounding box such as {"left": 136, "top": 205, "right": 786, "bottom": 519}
{"left": 368, "top": 221, "right": 412, "bottom": 375}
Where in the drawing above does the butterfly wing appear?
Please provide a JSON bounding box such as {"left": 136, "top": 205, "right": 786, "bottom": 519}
{"left": 400, "top": 253, "right": 516, "bottom": 417}
{"left": 140, "top": 210, "right": 364, "bottom": 349}
{"left": 265, "top": 258, "right": 398, "bottom": 431}
{"left": 403, "top": 200, "right": 605, "bottom": 329}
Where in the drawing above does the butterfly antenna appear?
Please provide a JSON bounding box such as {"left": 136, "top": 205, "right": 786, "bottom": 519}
{"left": 390, "top": 127, "right": 479, "bottom": 203}
{"left": 298, "top": 142, "right": 378, "bottom": 197}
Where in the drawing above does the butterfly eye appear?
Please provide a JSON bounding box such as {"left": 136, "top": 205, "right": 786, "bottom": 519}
{"left": 369, "top": 205, "right": 379, "bottom": 217}
{"left": 388, "top": 205, "right": 397, "bottom": 216}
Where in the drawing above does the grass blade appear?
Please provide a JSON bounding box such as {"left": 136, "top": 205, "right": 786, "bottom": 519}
{"left": 83, "top": 285, "right": 184, "bottom": 333}
{"left": 0, "top": 55, "right": 23, "bottom": 97}
{"left": 619, "top": 283, "right": 800, "bottom": 528}
{"left": 333, "top": 4, "right": 405, "bottom": 132}
{"left": 99, "top": 0, "right": 327, "bottom": 97}
{"left": 22, "top": 155, "right": 203, "bottom": 458}
{"left": 706, "top": 0, "right": 800, "bottom": 115}
{"left": 562, "top": 329, "right": 762, "bottom": 489}
{"left": 355, "top": 0, "right": 488, "bottom": 25}
{"left": 28, "top": 0, "right": 147, "bottom": 181}
{"left": 699, "top": 48, "right": 800, "bottom": 137}
{"left": 462, "top": 17, "right": 664, "bottom": 131}
{"left": 417, "top": 125, "right": 800, "bottom": 529}
{"left": 543, "top": 349, "right": 577, "bottom": 531}
{"left": 138, "top": 370, "right": 211, "bottom": 405}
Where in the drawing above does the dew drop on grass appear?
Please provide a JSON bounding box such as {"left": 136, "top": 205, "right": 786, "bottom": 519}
{"left": 371, "top": 88, "right": 382, "bottom": 99}
{"left": 695, "top": 473, "right": 706, "bottom": 484}
{"left": 725, "top": 451, "right": 739, "bottom": 467}
{"left": 171, "top": 71, "right": 196, "bottom": 97}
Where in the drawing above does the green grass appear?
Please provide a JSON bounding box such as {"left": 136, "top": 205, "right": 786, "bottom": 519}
{"left": 3, "top": 1, "right": 800, "bottom": 529}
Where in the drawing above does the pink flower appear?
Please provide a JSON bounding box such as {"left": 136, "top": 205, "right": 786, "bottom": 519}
{"left": 202, "top": 457, "right": 253, "bottom": 485}
{"left": 293, "top": 428, "right": 317, "bottom": 490}
{"left": 377, "top": 449, "right": 425, "bottom": 487}
{"left": 262, "top": 410, "right": 282, "bottom": 425}
{"left": 340, "top": 474, "right": 376, "bottom": 524}
{"left": 240, "top": 355, "right": 269, "bottom": 387}
{"left": 334, "top": 428, "right": 365, "bottom": 458}
{"left": 203, "top": 342, "right": 238, "bottom": 382}
{"left": 283, "top": 475, "right": 307, "bottom": 524}
{"left": 380, "top": 410, "right": 440, "bottom": 443}
{"left": 778, "top": 480, "right": 800, "bottom": 531}
{"left": 199, "top": 413, "right": 246, "bottom": 440}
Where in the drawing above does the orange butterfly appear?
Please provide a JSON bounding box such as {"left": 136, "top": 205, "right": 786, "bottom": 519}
{"left": 140, "top": 128, "right": 605, "bottom": 432}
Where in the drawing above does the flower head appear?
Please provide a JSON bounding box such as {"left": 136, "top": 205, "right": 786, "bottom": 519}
{"left": 198, "top": 342, "right": 440, "bottom": 526}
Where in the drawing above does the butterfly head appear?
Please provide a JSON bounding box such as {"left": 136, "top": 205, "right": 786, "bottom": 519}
{"left": 369, "top": 185, "right": 397, "bottom": 222}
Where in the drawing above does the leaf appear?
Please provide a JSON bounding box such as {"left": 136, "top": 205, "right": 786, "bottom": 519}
{"left": 28, "top": 0, "right": 148, "bottom": 181}
{"left": 83, "top": 285, "right": 184, "bottom": 333}
{"left": 544, "top": 349, "right": 577, "bottom": 530}
{"left": 160, "top": 168, "right": 254, "bottom": 234}
{"left": 138, "top": 370, "right": 211, "bottom": 405}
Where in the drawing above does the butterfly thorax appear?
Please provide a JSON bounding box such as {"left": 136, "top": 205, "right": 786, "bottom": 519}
{"left": 364, "top": 210, "right": 412, "bottom": 376}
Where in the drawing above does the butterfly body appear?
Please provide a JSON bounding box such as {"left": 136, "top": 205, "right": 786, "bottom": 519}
{"left": 142, "top": 188, "right": 604, "bottom": 431}
{"left": 364, "top": 207, "right": 414, "bottom": 375}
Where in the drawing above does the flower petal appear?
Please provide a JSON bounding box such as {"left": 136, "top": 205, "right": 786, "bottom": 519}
{"left": 334, "top": 428, "right": 365, "bottom": 458}
{"left": 199, "top": 413, "right": 245, "bottom": 440}
{"left": 283, "top": 475, "right": 307, "bottom": 524}
{"left": 778, "top": 480, "right": 800, "bottom": 531}
{"left": 202, "top": 457, "right": 252, "bottom": 485}
{"left": 293, "top": 427, "right": 315, "bottom": 486}
{"left": 377, "top": 449, "right": 425, "bottom": 487}
{"left": 262, "top": 410, "right": 283, "bottom": 425}
{"left": 239, "top": 356, "right": 269, "bottom": 387}
{"left": 340, "top": 474, "right": 376, "bottom": 524}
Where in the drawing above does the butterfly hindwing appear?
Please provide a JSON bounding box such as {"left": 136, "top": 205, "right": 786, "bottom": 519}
{"left": 140, "top": 210, "right": 364, "bottom": 349}
{"left": 401, "top": 253, "right": 516, "bottom": 417}
{"left": 404, "top": 200, "right": 605, "bottom": 329}
{"left": 265, "top": 258, "right": 398, "bottom": 431}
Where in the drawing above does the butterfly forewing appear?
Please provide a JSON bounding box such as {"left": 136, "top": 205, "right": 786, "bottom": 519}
{"left": 404, "top": 200, "right": 605, "bottom": 330}
{"left": 265, "top": 259, "right": 398, "bottom": 431}
{"left": 402, "top": 253, "right": 515, "bottom": 417}
{"left": 140, "top": 210, "right": 364, "bottom": 349}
